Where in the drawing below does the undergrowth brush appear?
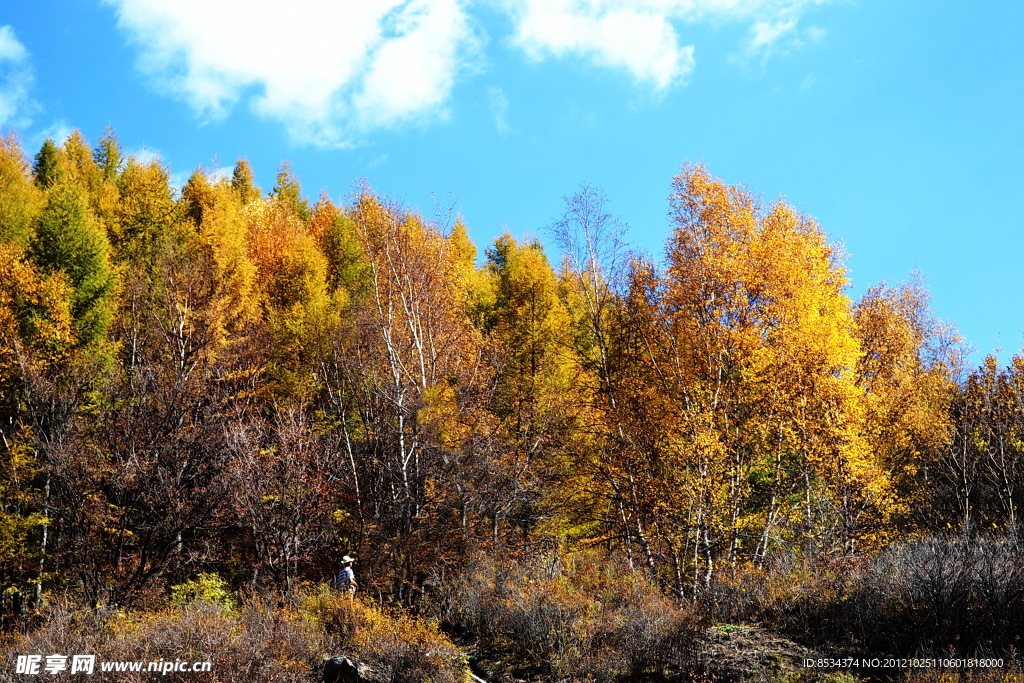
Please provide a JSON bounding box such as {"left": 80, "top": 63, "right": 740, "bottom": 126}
{"left": 7, "top": 581, "right": 466, "bottom": 683}
{"left": 707, "top": 534, "right": 1024, "bottom": 660}
{"left": 441, "top": 550, "right": 702, "bottom": 682}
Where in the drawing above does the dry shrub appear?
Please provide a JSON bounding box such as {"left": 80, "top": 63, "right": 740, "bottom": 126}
{"left": 9, "top": 586, "right": 468, "bottom": 683}
{"left": 706, "top": 536, "right": 1024, "bottom": 660}
{"left": 705, "top": 556, "right": 812, "bottom": 625}
{"left": 302, "top": 586, "right": 467, "bottom": 683}
{"left": 703, "top": 553, "right": 864, "bottom": 643}
{"left": 444, "top": 550, "right": 701, "bottom": 682}
{"left": 6, "top": 596, "right": 322, "bottom": 682}
{"left": 900, "top": 662, "right": 1024, "bottom": 683}
{"left": 847, "top": 535, "right": 1024, "bottom": 657}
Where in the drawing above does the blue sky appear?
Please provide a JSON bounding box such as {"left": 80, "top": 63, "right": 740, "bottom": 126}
{"left": 1, "top": 0, "right": 1021, "bottom": 366}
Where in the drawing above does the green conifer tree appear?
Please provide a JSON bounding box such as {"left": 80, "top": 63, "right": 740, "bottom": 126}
{"left": 271, "top": 161, "right": 310, "bottom": 220}
{"left": 33, "top": 139, "right": 60, "bottom": 189}
{"left": 180, "top": 168, "right": 215, "bottom": 227}
{"left": 93, "top": 127, "right": 123, "bottom": 182}
{"left": 231, "top": 159, "right": 259, "bottom": 205}
{"left": 28, "top": 183, "right": 115, "bottom": 345}
{"left": 0, "top": 135, "right": 44, "bottom": 245}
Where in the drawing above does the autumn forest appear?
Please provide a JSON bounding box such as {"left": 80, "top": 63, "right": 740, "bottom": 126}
{"left": 1, "top": 129, "right": 1022, "bottom": 681}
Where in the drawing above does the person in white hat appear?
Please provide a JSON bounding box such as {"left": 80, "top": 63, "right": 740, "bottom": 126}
{"left": 336, "top": 555, "right": 357, "bottom": 598}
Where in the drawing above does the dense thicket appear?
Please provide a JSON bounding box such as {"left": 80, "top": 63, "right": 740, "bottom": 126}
{"left": 1, "top": 130, "right": 1022, "bottom": 670}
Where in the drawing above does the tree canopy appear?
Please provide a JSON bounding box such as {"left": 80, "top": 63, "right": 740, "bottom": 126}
{"left": 0, "top": 131, "right": 1015, "bottom": 640}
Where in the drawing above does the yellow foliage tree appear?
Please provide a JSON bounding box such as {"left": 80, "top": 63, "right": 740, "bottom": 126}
{"left": 0, "top": 134, "right": 44, "bottom": 246}
{"left": 615, "top": 164, "right": 880, "bottom": 596}
{"left": 853, "top": 278, "right": 962, "bottom": 535}
{"left": 346, "top": 190, "right": 485, "bottom": 598}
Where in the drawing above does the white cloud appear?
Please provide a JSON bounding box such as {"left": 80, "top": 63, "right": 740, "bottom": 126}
{"left": 488, "top": 86, "right": 511, "bottom": 133}
{"left": 806, "top": 25, "right": 827, "bottom": 43}
{"left": 506, "top": 1, "right": 692, "bottom": 90}
{"left": 504, "top": 0, "right": 831, "bottom": 89}
{"left": 28, "top": 120, "right": 74, "bottom": 152}
{"left": 740, "top": 15, "right": 827, "bottom": 61}
{"left": 102, "top": 0, "right": 832, "bottom": 145}
{"left": 103, "top": 0, "right": 481, "bottom": 148}
{"left": 209, "top": 166, "right": 232, "bottom": 183}
{"left": 169, "top": 164, "right": 231, "bottom": 196}
{"left": 0, "top": 26, "right": 28, "bottom": 63}
{"left": 747, "top": 18, "right": 798, "bottom": 55}
{"left": 127, "top": 145, "right": 164, "bottom": 166}
{"left": 0, "top": 25, "right": 37, "bottom": 130}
